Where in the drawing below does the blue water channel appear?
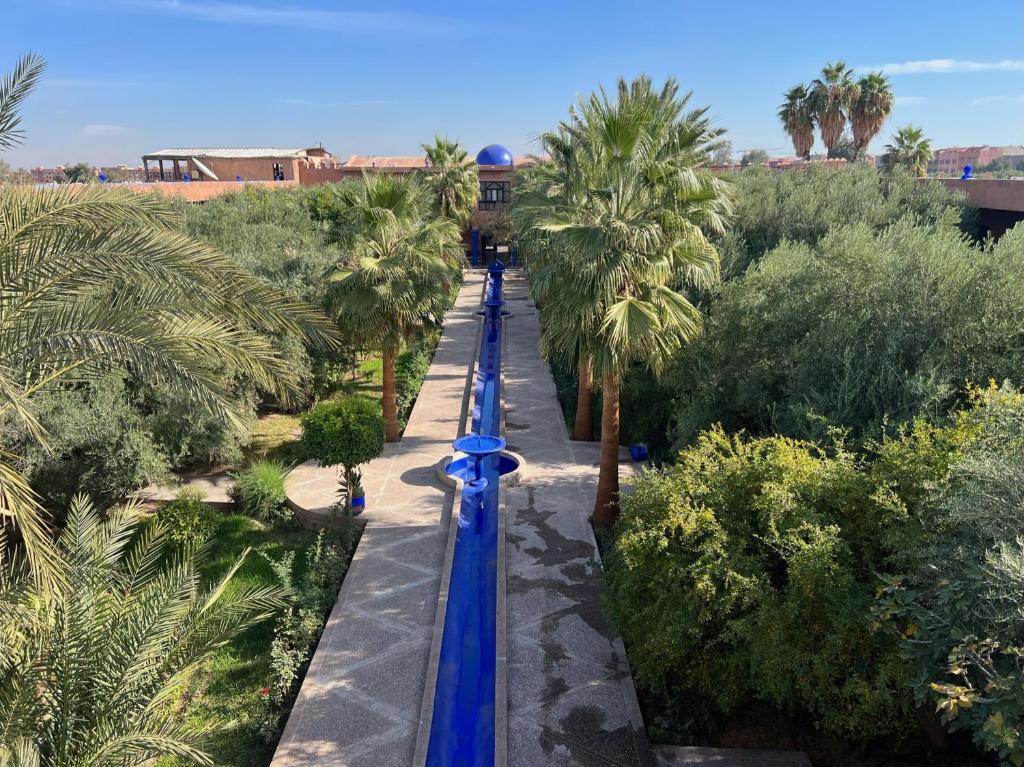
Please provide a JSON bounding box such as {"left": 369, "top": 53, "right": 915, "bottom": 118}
{"left": 425, "top": 263, "right": 509, "bottom": 767}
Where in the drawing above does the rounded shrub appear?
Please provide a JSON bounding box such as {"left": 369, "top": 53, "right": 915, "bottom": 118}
{"left": 300, "top": 398, "right": 385, "bottom": 513}
{"left": 229, "top": 458, "right": 291, "bottom": 522}
{"left": 157, "top": 486, "right": 215, "bottom": 550}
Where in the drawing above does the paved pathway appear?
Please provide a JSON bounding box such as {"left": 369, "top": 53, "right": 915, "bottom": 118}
{"left": 501, "top": 274, "right": 652, "bottom": 767}
{"left": 271, "top": 272, "right": 484, "bottom": 767}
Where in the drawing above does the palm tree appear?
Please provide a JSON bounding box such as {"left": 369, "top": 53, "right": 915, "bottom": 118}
{"left": 514, "top": 76, "right": 732, "bottom": 525}
{"left": 881, "top": 125, "right": 933, "bottom": 177}
{"left": 326, "top": 173, "right": 463, "bottom": 441}
{"left": 0, "top": 53, "right": 341, "bottom": 580}
{"left": 0, "top": 497, "right": 284, "bottom": 766}
{"left": 514, "top": 134, "right": 599, "bottom": 441}
{"left": 778, "top": 84, "right": 815, "bottom": 160}
{"left": 850, "top": 72, "right": 893, "bottom": 160}
{"left": 811, "top": 61, "right": 858, "bottom": 158}
{"left": 419, "top": 136, "right": 480, "bottom": 227}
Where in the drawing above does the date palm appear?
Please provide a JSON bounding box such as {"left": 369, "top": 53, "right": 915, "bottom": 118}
{"left": 778, "top": 84, "right": 815, "bottom": 160}
{"left": 515, "top": 76, "right": 732, "bottom": 525}
{"left": 812, "top": 61, "right": 858, "bottom": 158}
{"left": 420, "top": 136, "right": 480, "bottom": 227}
{"left": 0, "top": 53, "right": 341, "bottom": 580}
{"left": 881, "top": 125, "right": 933, "bottom": 177}
{"left": 851, "top": 72, "right": 893, "bottom": 160}
{"left": 0, "top": 496, "right": 284, "bottom": 766}
{"left": 325, "top": 173, "right": 462, "bottom": 441}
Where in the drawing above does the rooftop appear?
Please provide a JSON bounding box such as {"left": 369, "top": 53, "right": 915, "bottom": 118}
{"left": 142, "top": 147, "right": 327, "bottom": 160}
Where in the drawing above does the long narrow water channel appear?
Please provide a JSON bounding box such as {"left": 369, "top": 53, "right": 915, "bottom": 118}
{"left": 425, "top": 262, "right": 510, "bottom": 767}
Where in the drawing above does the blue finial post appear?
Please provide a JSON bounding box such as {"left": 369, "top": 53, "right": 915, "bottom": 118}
{"left": 961, "top": 164, "right": 973, "bottom": 180}
{"left": 98, "top": 173, "right": 107, "bottom": 184}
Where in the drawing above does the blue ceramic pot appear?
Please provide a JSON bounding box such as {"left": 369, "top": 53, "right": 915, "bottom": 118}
{"left": 351, "top": 494, "right": 366, "bottom": 514}
{"left": 629, "top": 444, "right": 649, "bottom": 462}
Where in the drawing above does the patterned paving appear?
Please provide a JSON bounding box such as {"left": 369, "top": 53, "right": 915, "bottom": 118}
{"left": 271, "top": 274, "right": 485, "bottom": 767}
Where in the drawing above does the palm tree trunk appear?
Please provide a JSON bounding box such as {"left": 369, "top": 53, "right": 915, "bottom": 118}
{"left": 573, "top": 358, "right": 594, "bottom": 441}
{"left": 592, "top": 372, "right": 620, "bottom": 526}
{"left": 382, "top": 345, "right": 400, "bottom": 442}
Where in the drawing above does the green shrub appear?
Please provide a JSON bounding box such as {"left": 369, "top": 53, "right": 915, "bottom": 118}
{"left": 603, "top": 421, "right": 972, "bottom": 742}
{"left": 12, "top": 373, "right": 170, "bottom": 510}
{"left": 300, "top": 398, "right": 385, "bottom": 512}
{"left": 395, "top": 335, "right": 435, "bottom": 426}
{"left": 230, "top": 459, "right": 291, "bottom": 522}
{"left": 668, "top": 220, "right": 1024, "bottom": 448}
{"left": 157, "top": 486, "right": 216, "bottom": 550}
{"left": 717, "top": 164, "right": 976, "bottom": 279}
{"left": 875, "top": 384, "right": 1024, "bottom": 764}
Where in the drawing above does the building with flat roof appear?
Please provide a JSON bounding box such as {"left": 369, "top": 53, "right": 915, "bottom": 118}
{"left": 140, "top": 146, "right": 337, "bottom": 183}
{"left": 930, "top": 146, "right": 1024, "bottom": 176}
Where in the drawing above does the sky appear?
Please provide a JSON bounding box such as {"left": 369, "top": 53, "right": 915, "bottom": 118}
{"left": 2, "top": 0, "right": 1023, "bottom": 168}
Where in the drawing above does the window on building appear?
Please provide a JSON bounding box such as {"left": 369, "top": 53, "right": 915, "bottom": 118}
{"left": 272, "top": 162, "right": 285, "bottom": 181}
{"left": 479, "top": 180, "right": 510, "bottom": 210}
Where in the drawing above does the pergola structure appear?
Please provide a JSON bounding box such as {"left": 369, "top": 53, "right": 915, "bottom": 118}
{"left": 141, "top": 151, "right": 220, "bottom": 182}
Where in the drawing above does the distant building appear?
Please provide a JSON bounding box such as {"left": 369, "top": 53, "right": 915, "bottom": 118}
{"left": 932, "top": 146, "right": 1024, "bottom": 176}
{"left": 140, "top": 146, "right": 337, "bottom": 183}
{"left": 30, "top": 166, "right": 66, "bottom": 183}
{"left": 99, "top": 165, "right": 147, "bottom": 182}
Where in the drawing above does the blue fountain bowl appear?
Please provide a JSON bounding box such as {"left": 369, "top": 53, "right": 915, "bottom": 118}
{"left": 452, "top": 434, "right": 506, "bottom": 457}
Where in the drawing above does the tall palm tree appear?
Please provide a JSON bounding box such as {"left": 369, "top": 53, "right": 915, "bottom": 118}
{"left": 778, "top": 84, "right": 815, "bottom": 160}
{"left": 419, "top": 136, "right": 480, "bottom": 227}
{"left": 514, "top": 133, "right": 599, "bottom": 441}
{"left": 515, "top": 76, "right": 732, "bottom": 525}
{"left": 881, "top": 125, "right": 933, "bottom": 177}
{"left": 811, "top": 61, "right": 858, "bottom": 158}
{"left": 0, "top": 497, "right": 284, "bottom": 766}
{"left": 0, "top": 53, "right": 341, "bottom": 580}
{"left": 850, "top": 72, "right": 893, "bottom": 160}
{"left": 326, "top": 173, "right": 463, "bottom": 441}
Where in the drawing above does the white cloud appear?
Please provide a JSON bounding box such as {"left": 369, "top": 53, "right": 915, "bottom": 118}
{"left": 894, "top": 95, "right": 926, "bottom": 105}
{"left": 80, "top": 123, "right": 132, "bottom": 137}
{"left": 859, "top": 58, "right": 1024, "bottom": 75}
{"left": 971, "top": 94, "right": 1024, "bottom": 105}
{"left": 76, "top": 0, "right": 480, "bottom": 36}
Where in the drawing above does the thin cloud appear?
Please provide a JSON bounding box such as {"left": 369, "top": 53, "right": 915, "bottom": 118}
{"left": 284, "top": 97, "right": 415, "bottom": 107}
{"left": 859, "top": 58, "right": 1024, "bottom": 75}
{"left": 81, "top": 123, "right": 132, "bottom": 137}
{"left": 971, "top": 94, "right": 1024, "bottom": 105}
{"left": 73, "top": 0, "right": 481, "bottom": 36}
{"left": 894, "top": 95, "right": 926, "bottom": 106}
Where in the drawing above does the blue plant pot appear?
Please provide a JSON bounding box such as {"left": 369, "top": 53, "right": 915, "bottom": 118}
{"left": 351, "top": 495, "right": 366, "bottom": 514}
{"left": 629, "top": 444, "right": 649, "bottom": 462}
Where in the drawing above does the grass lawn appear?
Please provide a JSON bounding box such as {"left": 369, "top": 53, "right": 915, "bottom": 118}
{"left": 155, "top": 513, "right": 357, "bottom": 767}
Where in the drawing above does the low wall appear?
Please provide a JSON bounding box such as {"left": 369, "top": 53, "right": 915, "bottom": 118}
{"left": 932, "top": 178, "right": 1024, "bottom": 212}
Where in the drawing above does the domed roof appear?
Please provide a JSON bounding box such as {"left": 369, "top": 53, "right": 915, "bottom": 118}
{"left": 476, "top": 144, "right": 514, "bottom": 166}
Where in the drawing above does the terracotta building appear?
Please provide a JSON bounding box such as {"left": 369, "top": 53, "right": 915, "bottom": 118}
{"left": 140, "top": 146, "right": 338, "bottom": 183}
{"left": 930, "top": 146, "right": 1024, "bottom": 176}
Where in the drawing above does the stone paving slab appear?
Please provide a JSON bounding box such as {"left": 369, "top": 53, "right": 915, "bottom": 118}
{"left": 502, "top": 274, "right": 653, "bottom": 767}
{"left": 271, "top": 273, "right": 486, "bottom": 767}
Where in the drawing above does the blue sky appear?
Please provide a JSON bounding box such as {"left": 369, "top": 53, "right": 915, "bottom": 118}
{"left": 2, "top": 0, "right": 1022, "bottom": 167}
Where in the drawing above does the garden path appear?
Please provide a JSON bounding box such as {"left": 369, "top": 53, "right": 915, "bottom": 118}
{"left": 272, "top": 271, "right": 486, "bottom": 766}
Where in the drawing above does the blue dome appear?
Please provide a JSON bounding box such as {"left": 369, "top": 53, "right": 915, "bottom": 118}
{"left": 476, "top": 144, "right": 514, "bottom": 166}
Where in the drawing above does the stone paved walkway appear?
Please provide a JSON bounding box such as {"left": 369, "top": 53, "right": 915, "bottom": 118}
{"left": 501, "top": 274, "right": 652, "bottom": 767}
{"left": 271, "top": 272, "right": 485, "bottom": 767}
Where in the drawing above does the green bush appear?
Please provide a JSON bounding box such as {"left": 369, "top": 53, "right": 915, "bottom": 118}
{"left": 395, "top": 335, "right": 435, "bottom": 426}
{"left": 11, "top": 373, "right": 170, "bottom": 510}
{"left": 230, "top": 459, "right": 291, "bottom": 522}
{"left": 717, "top": 164, "right": 976, "bottom": 279}
{"left": 157, "top": 486, "right": 216, "bottom": 550}
{"left": 875, "top": 384, "right": 1024, "bottom": 764}
{"left": 668, "top": 220, "right": 1024, "bottom": 448}
{"left": 603, "top": 420, "right": 974, "bottom": 742}
{"left": 300, "top": 398, "right": 385, "bottom": 512}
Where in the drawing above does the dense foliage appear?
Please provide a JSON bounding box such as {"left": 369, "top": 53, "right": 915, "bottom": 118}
{"left": 0, "top": 498, "right": 284, "bottom": 766}
{"left": 301, "top": 398, "right": 385, "bottom": 511}
{"left": 716, "top": 163, "right": 974, "bottom": 278}
{"left": 668, "top": 220, "right": 1024, "bottom": 447}
{"left": 157, "top": 486, "right": 217, "bottom": 551}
